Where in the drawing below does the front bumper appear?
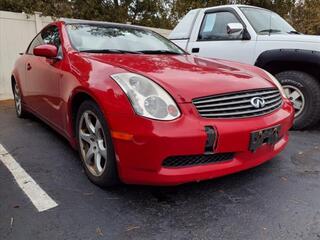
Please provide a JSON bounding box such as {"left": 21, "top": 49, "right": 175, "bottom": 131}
{"left": 108, "top": 100, "right": 294, "bottom": 186}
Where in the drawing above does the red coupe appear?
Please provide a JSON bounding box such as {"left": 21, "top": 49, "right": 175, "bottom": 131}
{"left": 12, "top": 20, "right": 294, "bottom": 186}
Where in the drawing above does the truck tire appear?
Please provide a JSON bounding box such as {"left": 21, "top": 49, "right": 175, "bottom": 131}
{"left": 275, "top": 71, "right": 320, "bottom": 130}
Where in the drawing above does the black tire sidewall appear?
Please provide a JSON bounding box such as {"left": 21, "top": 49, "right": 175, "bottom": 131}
{"left": 280, "top": 78, "right": 309, "bottom": 123}
{"left": 276, "top": 71, "right": 320, "bottom": 129}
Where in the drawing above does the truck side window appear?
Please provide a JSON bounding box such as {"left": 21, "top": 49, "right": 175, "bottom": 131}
{"left": 199, "top": 12, "right": 242, "bottom": 41}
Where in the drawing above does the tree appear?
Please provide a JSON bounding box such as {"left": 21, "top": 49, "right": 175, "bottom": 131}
{"left": 290, "top": 0, "right": 320, "bottom": 35}
{"left": 0, "top": 0, "right": 319, "bottom": 34}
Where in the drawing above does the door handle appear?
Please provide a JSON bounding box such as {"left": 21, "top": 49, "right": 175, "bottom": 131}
{"left": 191, "top": 48, "right": 200, "bottom": 53}
{"left": 27, "top": 63, "right": 32, "bottom": 71}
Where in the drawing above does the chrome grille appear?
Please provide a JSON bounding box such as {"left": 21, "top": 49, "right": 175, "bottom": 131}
{"left": 193, "top": 88, "right": 283, "bottom": 118}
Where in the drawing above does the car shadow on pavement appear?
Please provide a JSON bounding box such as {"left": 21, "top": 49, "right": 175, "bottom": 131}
{"left": 107, "top": 167, "right": 270, "bottom": 206}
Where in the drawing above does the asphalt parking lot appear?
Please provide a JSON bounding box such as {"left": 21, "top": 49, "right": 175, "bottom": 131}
{"left": 0, "top": 100, "right": 320, "bottom": 240}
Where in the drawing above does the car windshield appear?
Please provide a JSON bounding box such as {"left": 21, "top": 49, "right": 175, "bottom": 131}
{"left": 66, "top": 23, "right": 185, "bottom": 54}
{"left": 240, "top": 7, "right": 296, "bottom": 34}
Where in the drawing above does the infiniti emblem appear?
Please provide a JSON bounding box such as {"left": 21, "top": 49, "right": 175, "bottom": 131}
{"left": 250, "top": 97, "right": 266, "bottom": 108}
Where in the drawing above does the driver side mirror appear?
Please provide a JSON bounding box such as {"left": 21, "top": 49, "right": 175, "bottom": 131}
{"left": 33, "top": 44, "right": 58, "bottom": 59}
{"left": 227, "top": 23, "right": 244, "bottom": 34}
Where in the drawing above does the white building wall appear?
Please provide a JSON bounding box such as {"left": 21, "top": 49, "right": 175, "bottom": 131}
{"left": 0, "top": 10, "right": 171, "bottom": 100}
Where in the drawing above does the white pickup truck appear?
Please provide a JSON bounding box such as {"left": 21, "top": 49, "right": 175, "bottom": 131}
{"left": 169, "top": 5, "right": 320, "bottom": 130}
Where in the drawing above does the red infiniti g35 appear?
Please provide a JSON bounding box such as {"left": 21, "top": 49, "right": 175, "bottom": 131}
{"left": 11, "top": 20, "right": 294, "bottom": 186}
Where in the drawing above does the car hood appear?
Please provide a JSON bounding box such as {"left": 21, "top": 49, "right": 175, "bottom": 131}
{"left": 257, "top": 34, "right": 320, "bottom": 44}
{"left": 81, "top": 53, "right": 275, "bottom": 102}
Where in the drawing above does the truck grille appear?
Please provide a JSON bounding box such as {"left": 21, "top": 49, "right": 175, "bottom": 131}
{"left": 193, "top": 88, "right": 283, "bottom": 119}
{"left": 162, "top": 153, "right": 234, "bottom": 168}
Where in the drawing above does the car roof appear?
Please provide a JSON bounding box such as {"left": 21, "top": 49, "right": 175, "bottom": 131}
{"left": 198, "top": 4, "right": 268, "bottom": 11}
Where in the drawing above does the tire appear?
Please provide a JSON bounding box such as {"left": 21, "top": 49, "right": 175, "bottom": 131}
{"left": 13, "top": 81, "right": 28, "bottom": 118}
{"left": 76, "top": 100, "right": 119, "bottom": 187}
{"left": 275, "top": 71, "right": 320, "bottom": 130}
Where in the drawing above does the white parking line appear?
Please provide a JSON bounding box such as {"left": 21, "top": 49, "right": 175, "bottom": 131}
{"left": 0, "top": 144, "right": 58, "bottom": 212}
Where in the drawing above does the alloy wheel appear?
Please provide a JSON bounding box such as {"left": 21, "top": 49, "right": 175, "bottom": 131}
{"left": 78, "top": 110, "right": 108, "bottom": 177}
{"left": 14, "top": 84, "right": 22, "bottom": 115}
{"left": 283, "top": 85, "right": 305, "bottom": 117}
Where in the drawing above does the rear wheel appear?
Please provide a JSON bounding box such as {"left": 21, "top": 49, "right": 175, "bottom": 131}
{"left": 76, "top": 100, "right": 119, "bottom": 187}
{"left": 13, "top": 81, "right": 27, "bottom": 118}
{"left": 276, "top": 71, "right": 320, "bottom": 130}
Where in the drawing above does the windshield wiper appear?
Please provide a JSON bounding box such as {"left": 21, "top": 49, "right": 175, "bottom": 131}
{"left": 80, "top": 49, "right": 182, "bottom": 55}
{"left": 79, "top": 49, "right": 140, "bottom": 54}
{"left": 258, "top": 29, "right": 282, "bottom": 34}
{"left": 288, "top": 30, "right": 302, "bottom": 35}
{"left": 137, "top": 50, "right": 182, "bottom": 55}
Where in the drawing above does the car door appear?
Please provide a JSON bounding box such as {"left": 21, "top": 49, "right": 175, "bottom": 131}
{"left": 25, "top": 25, "right": 64, "bottom": 128}
{"left": 187, "top": 9, "right": 256, "bottom": 65}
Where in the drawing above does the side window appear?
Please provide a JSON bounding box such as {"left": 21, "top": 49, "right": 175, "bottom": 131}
{"left": 27, "top": 26, "right": 62, "bottom": 56}
{"left": 27, "top": 34, "right": 43, "bottom": 54}
{"left": 41, "top": 26, "right": 61, "bottom": 48}
{"left": 199, "top": 12, "right": 242, "bottom": 41}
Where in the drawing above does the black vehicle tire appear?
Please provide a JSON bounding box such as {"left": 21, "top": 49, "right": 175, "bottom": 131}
{"left": 276, "top": 71, "right": 320, "bottom": 130}
{"left": 13, "top": 81, "right": 28, "bottom": 118}
{"left": 76, "top": 100, "right": 119, "bottom": 187}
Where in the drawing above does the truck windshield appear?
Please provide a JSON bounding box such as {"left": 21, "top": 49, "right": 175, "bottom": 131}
{"left": 240, "top": 7, "right": 295, "bottom": 35}
{"left": 66, "top": 24, "right": 185, "bottom": 54}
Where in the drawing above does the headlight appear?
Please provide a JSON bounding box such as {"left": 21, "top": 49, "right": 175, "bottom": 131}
{"left": 111, "top": 73, "right": 181, "bottom": 120}
{"left": 263, "top": 70, "right": 287, "bottom": 98}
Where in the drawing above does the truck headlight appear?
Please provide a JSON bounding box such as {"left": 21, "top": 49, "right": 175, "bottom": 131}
{"left": 111, "top": 73, "right": 181, "bottom": 120}
{"left": 263, "top": 70, "right": 287, "bottom": 99}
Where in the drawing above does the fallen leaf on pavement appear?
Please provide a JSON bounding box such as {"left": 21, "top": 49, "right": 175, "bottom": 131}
{"left": 83, "top": 191, "right": 94, "bottom": 196}
{"left": 126, "top": 225, "right": 140, "bottom": 231}
{"left": 96, "top": 227, "right": 103, "bottom": 236}
{"left": 10, "top": 217, "right": 14, "bottom": 230}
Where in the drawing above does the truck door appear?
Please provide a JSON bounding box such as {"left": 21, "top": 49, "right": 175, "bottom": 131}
{"left": 187, "top": 9, "right": 256, "bottom": 65}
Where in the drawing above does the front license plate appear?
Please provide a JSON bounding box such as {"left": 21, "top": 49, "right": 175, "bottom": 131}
{"left": 249, "top": 125, "right": 281, "bottom": 152}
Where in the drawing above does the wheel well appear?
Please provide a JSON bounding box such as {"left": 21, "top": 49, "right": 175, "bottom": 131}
{"left": 262, "top": 61, "right": 320, "bottom": 80}
{"left": 71, "top": 92, "right": 95, "bottom": 136}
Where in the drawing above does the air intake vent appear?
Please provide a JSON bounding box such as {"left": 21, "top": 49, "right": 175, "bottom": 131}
{"left": 162, "top": 153, "right": 234, "bottom": 168}
{"left": 193, "top": 88, "right": 282, "bottom": 119}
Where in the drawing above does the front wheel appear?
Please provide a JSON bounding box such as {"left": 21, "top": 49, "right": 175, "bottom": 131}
{"left": 76, "top": 100, "right": 119, "bottom": 187}
{"left": 276, "top": 71, "right": 320, "bottom": 130}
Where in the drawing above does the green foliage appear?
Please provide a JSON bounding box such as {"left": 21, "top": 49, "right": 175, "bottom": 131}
{"left": 290, "top": 0, "right": 320, "bottom": 34}
{"left": 0, "top": 0, "right": 319, "bottom": 34}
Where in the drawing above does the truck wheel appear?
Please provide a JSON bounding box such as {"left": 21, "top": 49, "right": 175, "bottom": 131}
{"left": 275, "top": 71, "right": 320, "bottom": 130}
